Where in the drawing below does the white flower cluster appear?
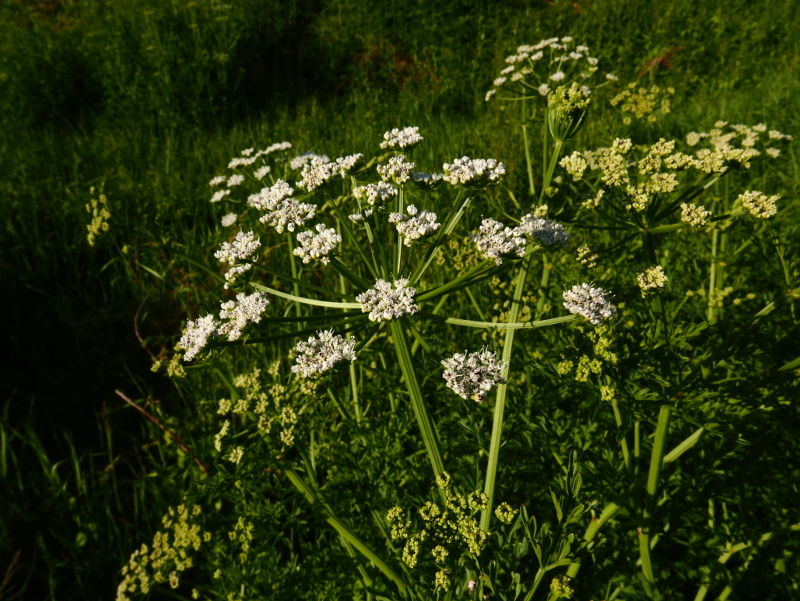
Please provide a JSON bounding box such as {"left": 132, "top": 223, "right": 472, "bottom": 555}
{"left": 254, "top": 165, "right": 272, "bottom": 180}
{"left": 411, "top": 171, "right": 444, "bottom": 189}
{"left": 487, "top": 38, "right": 610, "bottom": 102}
{"left": 290, "top": 152, "right": 330, "bottom": 170}
{"left": 179, "top": 314, "right": 218, "bottom": 361}
{"left": 356, "top": 278, "right": 419, "bottom": 322}
{"left": 262, "top": 141, "right": 292, "bottom": 155}
{"left": 472, "top": 218, "right": 526, "bottom": 265}
{"left": 563, "top": 283, "right": 617, "bottom": 325}
{"left": 249, "top": 179, "right": 294, "bottom": 211}
{"left": 388, "top": 205, "right": 440, "bottom": 246}
{"left": 336, "top": 153, "right": 364, "bottom": 176}
{"left": 293, "top": 224, "right": 341, "bottom": 264}
{"left": 297, "top": 156, "right": 338, "bottom": 192}
{"left": 680, "top": 203, "right": 711, "bottom": 227}
{"left": 377, "top": 155, "right": 415, "bottom": 184}
{"left": 209, "top": 176, "right": 226, "bottom": 186}
{"left": 348, "top": 208, "right": 373, "bottom": 223}
{"left": 211, "top": 189, "right": 231, "bottom": 203}
{"left": 217, "top": 292, "right": 270, "bottom": 341}
{"left": 260, "top": 198, "right": 316, "bottom": 233}
{"left": 739, "top": 190, "right": 779, "bottom": 219}
{"left": 227, "top": 174, "right": 244, "bottom": 187}
{"left": 214, "top": 230, "right": 261, "bottom": 265}
{"left": 559, "top": 151, "right": 588, "bottom": 180}
{"left": 441, "top": 348, "right": 507, "bottom": 403}
{"left": 636, "top": 266, "right": 668, "bottom": 297}
{"left": 221, "top": 213, "right": 237, "bottom": 227}
{"left": 380, "top": 126, "right": 423, "bottom": 150}
{"left": 519, "top": 215, "right": 571, "bottom": 247}
{"left": 228, "top": 156, "right": 258, "bottom": 169}
{"left": 291, "top": 330, "right": 357, "bottom": 379}
{"left": 442, "top": 157, "right": 506, "bottom": 187}
{"left": 353, "top": 181, "right": 398, "bottom": 206}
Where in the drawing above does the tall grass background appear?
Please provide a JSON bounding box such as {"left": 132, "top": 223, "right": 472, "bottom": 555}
{"left": 1, "top": 0, "right": 799, "bottom": 598}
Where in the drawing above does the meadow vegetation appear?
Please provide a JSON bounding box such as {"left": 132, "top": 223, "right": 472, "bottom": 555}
{"left": 1, "top": 0, "right": 800, "bottom": 599}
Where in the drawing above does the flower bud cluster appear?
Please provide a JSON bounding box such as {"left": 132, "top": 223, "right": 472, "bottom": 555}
{"left": 560, "top": 151, "right": 588, "bottom": 180}
{"left": 739, "top": 190, "right": 779, "bottom": 219}
{"left": 441, "top": 347, "right": 508, "bottom": 403}
{"left": 680, "top": 203, "right": 711, "bottom": 227}
{"left": 563, "top": 283, "right": 617, "bottom": 325}
{"left": 636, "top": 265, "right": 668, "bottom": 297}
{"left": 290, "top": 152, "right": 330, "bottom": 170}
{"left": 291, "top": 329, "right": 356, "bottom": 379}
{"left": 356, "top": 278, "right": 419, "bottom": 322}
{"left": 389, "top": 205, "right": 440, "bottom": 246}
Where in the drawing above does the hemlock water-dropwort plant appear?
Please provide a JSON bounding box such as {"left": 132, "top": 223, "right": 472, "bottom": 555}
{"left": 118, "top": 35, "right": 798, "bottom": 601}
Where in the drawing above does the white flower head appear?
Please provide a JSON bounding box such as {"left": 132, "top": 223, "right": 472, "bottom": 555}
{"left": 441, "top": 347, "right": 507, "bottom": 403}
{"left": 293, "top": 224, "right": 341, "bottom": 265}
{"left": 493, "top": 76, "right": 508, "bottom": 87}
{"left": 297, "top": 156, "right": 337, "bottom": 192}
{"left": 538, "top": 83, "right": 551, "bottom": 96}
{"left": 254, "top": 165, "right": 272, "bottom": 180}
{"left": 335, "top": 153, "right": 365, "bottom": 176}
{"left": 388, "top": 205, "right": 440, "bottom": 246}
{"left": 485, "top": 89, "right": 497, "bottom": 102}
{"left": 442, "top": 157, "right": 506, "bottom": 187}
{"left": 290, "top": 152, "right": 330, "bottom": 170}
{"left": 261, "top": 141, "right": 293, "bottom": 155}
{"left": 411, "top": 171, "right": 444, "bottom": 191}
{"left": 211, "top": 189, "right": 231, "bottom": 203}
{"left": 563, "top": 283, "right": 617, "bottom": 325}
{"left": 291, "top": 329, "right": 357, "bottom": 379}
{"left": 250, "top": 179, "right": 294, "bottom": 211}
{"left": 221, "top": 213, "right": 238, "bottom": 227}
{"left": 636, "top": 266, "right": 668, "bottom": 297}
{"left": 260, "top": 199, "right": 316, "bottom": 233}
{"left": 550, "top": 71, "right": 566, "bottom": 82}
{"left": 214, "top": 230, "right": 261, "bottom": 265}
{"left": 217, "top": 292, "right": 270, "bottom": 341}
{"left": 228, "top": 156, "right": 257, "bottom": 169}
{"left": 472, "top": 218, "right": 526, "bottom": 265}
{"left": 356, "top": 278, "right": 419, "bottom": 322}
{"left": 377, "top": 154, "right": 415, "bottom": 184}
{"left": 606, "top": 73, "right": 618, "bottom": 81}
{"left": 519, "top": 215, "right": 570, "bottom": 247}
{"left": 179, "top": 314, "right": 218, "bottom": 361}
{"left": 380, "top": 126, "right": 423, "bottom": 150}
{"left": 209, "top": 176, "right": 226, "bottom": 186}
{"left": 353, "top": 181, "right": 398, "bottom": 206}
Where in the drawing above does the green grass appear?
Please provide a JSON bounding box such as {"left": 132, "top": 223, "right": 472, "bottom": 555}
{"left": 2, "top": 0, "right": 800, "bottom": 599}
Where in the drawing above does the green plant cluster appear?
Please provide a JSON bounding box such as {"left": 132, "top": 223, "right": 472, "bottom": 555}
{"left": 2, "top": 1, "right": 800, "bottom": 600}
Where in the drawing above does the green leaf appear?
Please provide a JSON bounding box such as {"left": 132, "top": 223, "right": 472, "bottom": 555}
{"left": 551, "top": 489, "right": 563, "bottom": 522}
{"left": 572, "top": 473, "right": 583, "bottom": 499}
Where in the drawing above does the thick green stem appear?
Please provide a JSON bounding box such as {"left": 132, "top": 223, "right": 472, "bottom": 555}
{"left": 287, "top": 233, "right": 303, "bottom": 325}
{"left": 480, "top": 252, "right": 535, "bottom": 531}
{"left": 522, "top": 99, "right": 536, "bottom": 198}
{"left": 707, "top": 228, "right": 719, "bottom": 321}
{"left": 389, "top": 319, "right": 446, "bottom": 479}
{"left": 395, "top": 186, "right": 404, "bottom": 276}
{"left": 538, "top": 140, "right": 563, "bottom": 205}
{"left": 535, "top": 253, "right": 551, "bottom": 317}
{"left": 639, "top": 404, "right": 672, "bottom": 583}
{"left": 611, "top": 396, "right": 632, "bottom": 478}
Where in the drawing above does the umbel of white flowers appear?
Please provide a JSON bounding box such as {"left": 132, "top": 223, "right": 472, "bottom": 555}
{"left": 441, "top": 348, "right": 508, "bottom": 403}
{"left": 562, "top": 283, "right": 617, "bottom": 325}
{"left": 291, "top": 330, "right": 357, "bottom": 379}
{"left": 356, "top": 278, "right": 419, "bottom": 322}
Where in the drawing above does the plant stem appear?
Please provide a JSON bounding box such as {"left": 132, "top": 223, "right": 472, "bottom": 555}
{"left": 535, "top": 253, "right": 551, "bottom": 317}
{"left": 522, "top": 99, "right": 536, "bottom": 198}
{"left": 389, "top": 319, "right": 446, "bottom": 480}
{"left": 480, "top": 252, "right": 535, "bottom": 531}
{"left": 707, "top": 228, "right": 719, "bottom": 321}
{"left": 287, "top": 233, "right": 303, "bottom": 326}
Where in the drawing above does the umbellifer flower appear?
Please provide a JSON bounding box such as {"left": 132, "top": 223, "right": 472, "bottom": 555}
{"left": 291, "top": 329, "right": 357, "bottom": 379}
{"left": 519, "top": 215, "right": 570, "bottom": 247}
{"left": 636, "top": 265, "right": 668, "bottom": 297}
{"left": 217, "top": 291, "right": 269, "bottom": 341}
{"left": 441, "top": 347, "right": 508, "bottom": 403}
{"left": 179, "top": 314, "right": 218, "bottom": 361}
{"left": 293, "top": 224, "right": 341, "bottom": 265}
{"left": 738, "top": 190, "right": 779, "bottom": 219}
{"left": 563, "top": 283, "right": 616, "bottom": 325}
{"left": 388, "top": 205, "right": 440, "bottom": 245}
{"left": 356, "top": 278, "right": 419, "bottom": 322}
{"left": 380, "top": 126, "right": 423, "bottom": 150}
{"left": 472, "top": 218, "right": 526, "bottom": 264}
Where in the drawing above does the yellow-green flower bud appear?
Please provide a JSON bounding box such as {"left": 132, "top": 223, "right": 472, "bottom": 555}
{"left": 548, "top": 83, "right": 591, "bottom": 142}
